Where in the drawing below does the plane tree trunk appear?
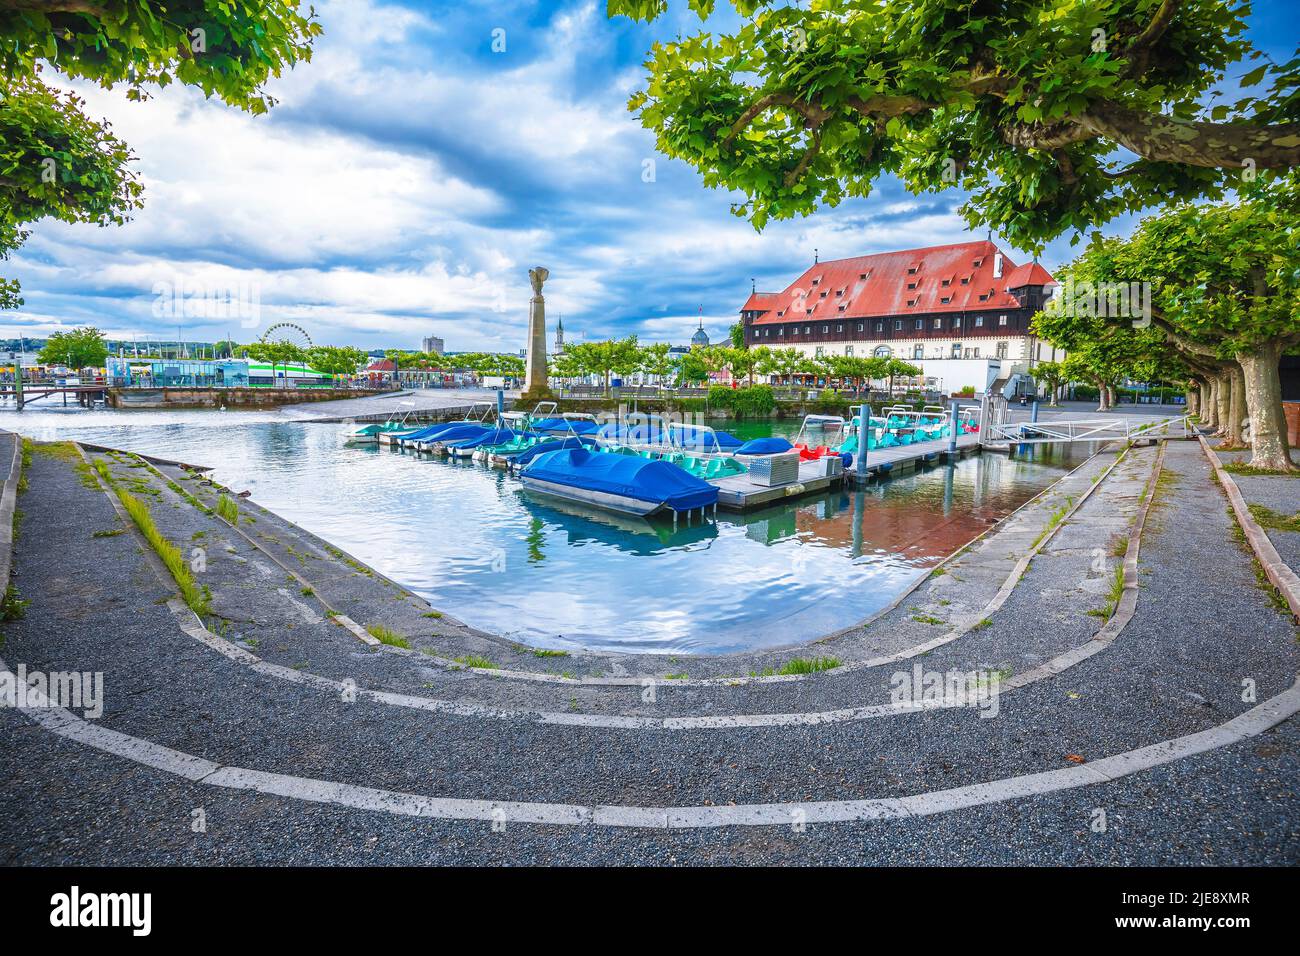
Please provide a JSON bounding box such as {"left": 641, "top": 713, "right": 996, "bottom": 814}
{"left": 1237, "top": 341, "right": 1297, "bottom": 472}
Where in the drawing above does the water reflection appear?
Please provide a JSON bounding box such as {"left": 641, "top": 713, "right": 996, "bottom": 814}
{"left": 3, "top": 408, "right": 1090, "bottom": 654}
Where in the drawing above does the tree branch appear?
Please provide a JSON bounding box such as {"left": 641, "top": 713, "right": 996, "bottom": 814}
{"left": 722, "top": 93, "right": 830, "bottom": 150}
{"left": 1124, "top": 0, "right": 1182, "bottom": 76}
{"left": 1079, "top": 101, "right": 1300, "bottom": 168}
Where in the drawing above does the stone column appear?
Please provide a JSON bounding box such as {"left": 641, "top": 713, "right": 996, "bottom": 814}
{"left": 522, "top": 266, "right": 553, "bottom": 401}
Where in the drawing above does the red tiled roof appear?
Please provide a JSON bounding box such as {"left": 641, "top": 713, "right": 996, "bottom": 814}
{"left": 741, "top": 292, "right": 780, "bottom": 312}
{"left": 366, "top": 359, "right": 396, "bottom": 372}
{"left": 744, "top": 240, "right": 1053, "bottom": 324}
{"left": 1003, "top": 261, "right": 1055, "bottom": 288}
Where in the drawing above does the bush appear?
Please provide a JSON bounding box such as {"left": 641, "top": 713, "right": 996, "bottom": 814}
{"left": 706, "top": 384, "right": 775, "bottom": 418}
{"left": 1073, "top": 385, "right": 1100, "bottom": 401}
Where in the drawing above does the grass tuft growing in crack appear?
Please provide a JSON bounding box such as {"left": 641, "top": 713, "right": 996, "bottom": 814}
{"left": 365, "top": 623, "right": 410, "bottom": 649}
{"left": 215, "top": 494, "right": 239, "bottom": 524}
{"left": 115, "top": 487, "right": 211, "bottom": 617}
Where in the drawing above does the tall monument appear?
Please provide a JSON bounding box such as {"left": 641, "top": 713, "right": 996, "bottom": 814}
{"left": 522, "top": 266, "right": 554, "bottom": 401}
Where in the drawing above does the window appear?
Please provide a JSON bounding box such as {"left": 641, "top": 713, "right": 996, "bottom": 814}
{"left": 835, "top": 289, "right": 843, "bottom": 297}
{"left": 859, "top": 272, "right": 868, "bottom": 280}
{"left": 907, "top": 266, "right": 917, "bottom": 275}
{"left": 823, "top": 325, "right": 829, "bottom": 333}
{"left": 953, "top": 317, "right": 961, "bottom": 328}
{"left": 975, "top": 315, "right": 984, "bottom": 327}
{"left": 845, "top": 345, "right": 854, "bottom": 357}
{"left": 998, "top": 314, "right": 1008, "bottom": 326}
{"left": 894, "top": 319, "right": 903, "bottom": 330}
{"left": 978, "top": 294, "right": 989, "bottom": 302}
{"left": 913, "top": 345, "right": 923, "bottom": 359}
{"left": 793, "top": 326, "right": 799, "bottom": 334}
{"left": 838, "top": 305, "right": 846, "bottom": 311}
{"left": 815, "top": 346, "right": 824, "bottom": 357}
{"left": 973, "top": 258, "right": 983, "bottom": 268}
{"left": 951, "top": 342, "right": 962, "bottom": 357}
{"left": 858, "top": 323, "right": 865, "bottom": 332}
{"left": 940, "top": 296, "right": 951, "bottom": 304}
{"left": 805, "top": 326, "right": 811, "bottom": 335}
{"left": 875, "top": 321, "right": 883, "bottom": 332}
{"left": 973, "top": 347, "right": 980, "bottom": 358}
{"left": 778, "top": 327, "right": 784, "bottom": 336}
{"left": 907, "top": 281, "right": 917, "bottom": 290}
{"left": 996, "top": 341, "right": 1008, "bottom": 358}
{"left": 777, "top": 310, "right": 785, "bottom": 317}
{"left": 934, "top": 317, "right": 942, "bottom": 329}
{"left": 960, "top": 276, "right": 970, "bottom": 285}
{"left": 874, "top": 346, "right": 892, "bottom": 358}
{"left": 812, "top": 276, "right": 820, "bottom": 285}
{"left": 906, "top": 299, "right": 917, "bottom": 307}
{"left": 941, "top": 278, "right": 951, "bottom": 287}
{"left": 915, "top": 318, "right": 924, "bottom": 329}
{"left": 836, "top": 324, "right": 842, "bottom": 332}
{"left": 805, "top": 308, "right": 812, "bottom": 315}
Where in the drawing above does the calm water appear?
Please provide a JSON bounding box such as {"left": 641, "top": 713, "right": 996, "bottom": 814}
{"left": 6, "top": 405, "right": 1090, "bottom": 654}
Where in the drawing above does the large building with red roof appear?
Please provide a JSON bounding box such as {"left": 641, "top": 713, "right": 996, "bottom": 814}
{"left": 740, "top": 240, "right": 1062, "bottom": 390}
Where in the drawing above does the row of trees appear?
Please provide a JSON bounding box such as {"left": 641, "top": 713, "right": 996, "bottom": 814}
{"left": 1032, "top": 177, "right": 1298, "bottom": 471}
{"left": 548, "top": 338, "right": 923, "bottom": 393}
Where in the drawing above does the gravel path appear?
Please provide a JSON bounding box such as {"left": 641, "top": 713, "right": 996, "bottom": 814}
{"left": 0, "top": 436, "right": 1295, "bottom": 863}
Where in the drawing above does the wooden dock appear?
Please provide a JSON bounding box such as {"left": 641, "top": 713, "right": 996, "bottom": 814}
{"left": 851, "top": 430, "right": 983, "bottom": 478}
{"left": 711, "top": 431, "right": 983, "bottom": 511}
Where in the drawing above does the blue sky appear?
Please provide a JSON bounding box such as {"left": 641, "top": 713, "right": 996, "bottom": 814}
{"left": 4, "top": 0, "right": 1295, "bottom": 353}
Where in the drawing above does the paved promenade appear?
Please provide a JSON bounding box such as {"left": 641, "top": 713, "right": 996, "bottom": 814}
{"left": 0, "top": 431, "right": 1295, "bottom": 864}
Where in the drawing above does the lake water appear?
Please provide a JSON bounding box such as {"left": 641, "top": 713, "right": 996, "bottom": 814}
{"left": 5, "top": 404, "right": 1090, "bottom": 654}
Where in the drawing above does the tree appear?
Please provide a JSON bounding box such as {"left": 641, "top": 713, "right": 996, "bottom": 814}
{"left": 729, "top": 321, "right": 746, "bottom": 349}
{"left": 885, "top": 358, "right": 923, "bottom": 396}
{"left": 0, "top": 2, "right": 321, "bottom": 298}
{"left": 758, "top": 347, "right": 806, "bottom": 386}
{"left": 678, "top": 346, "right": 711, "bottom": 386}
{"left": 638, "top": 342, "right": 676, "bottom": 393}
{"left": 1038, "top": 180, "right": 1299, "bottom": 468}
{"left": 1032, "top": 360, "right": 1067, "bottom": 404}
{"left": 307, "top": 346, "right": 367, "bottom": 385}
{"left": 611, "top": 0, "right": 1300, "bottom": 246}
{"left": 565, "top": 338, "right": 640, "bottom": 393}
{"left": 38, "top": 326, "right": 107, "bottom": 370}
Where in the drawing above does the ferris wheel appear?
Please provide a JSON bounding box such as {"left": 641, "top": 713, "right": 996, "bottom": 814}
{"left": 259, "top": 323, "right": 313, "bottom": 349}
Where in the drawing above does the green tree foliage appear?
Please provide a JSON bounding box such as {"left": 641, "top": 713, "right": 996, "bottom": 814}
{"left": 729, "top": 321, "right": 746, "bottom": 349}
{"left": 307, "top": 346, "right": 368, "bottom": 383}
{"left": 1036, "top": 176, "right": 1299, "bottom": 467}
{"left": 37, "top": 326, "right": 108, "bottom": 369}
{"left": 0, "top": 2, "right": 321, "bottom": 300}
{"left": 1032, "top": 360, "right": 1067, "bottom": 404}
{"left": 610, "top": 0, "right": 1300, "bottom": 246}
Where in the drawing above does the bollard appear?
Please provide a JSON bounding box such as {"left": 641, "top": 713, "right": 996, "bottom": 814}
{"left": 496, "top": 389, "right": 504, "bottom": 422}
{"left": 854, "top": 404, "right": 870, "bottom": 483}
{"left": 947, "top": 398, "right": 959, "bottom": 455}
{"left": 1031, "top": 400, "right": 1039, "bottom": 423}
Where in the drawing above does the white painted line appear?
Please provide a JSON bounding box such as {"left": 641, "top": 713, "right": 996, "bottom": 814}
{"left": 3, "top": 652, "right": 1295, "bottom": 828}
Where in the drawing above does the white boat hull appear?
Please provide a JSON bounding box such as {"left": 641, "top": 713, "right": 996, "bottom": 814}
{"left": 519, "top": 476, "right": 661, "bottom": 516}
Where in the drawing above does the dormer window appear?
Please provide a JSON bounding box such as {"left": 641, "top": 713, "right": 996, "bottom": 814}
{"left": 835, "top": 289, "right": 843, "bottom": 296}
{"left": 812, "top": 277, "right": 820, "bottom": 285}
{"left": 820, "top": 291, "right": 828, "bottom": 298}
{"left": 973, "top": 258, "right": 984, "bottom": 268}
{"left": 859, "top": 273, "right": 868, "bottom": 280}
{"left": 978, "top": 293, "right": 989, "bottom": 301}
{"left": 940, "top": 296, "right": 952, "bottom": 304}
{"left": 906, "top": 299, "right": 917, "bottom": 307}
{"left": 941, "top": 278, "right": 951, "bottom": 287}
{"left": 961, "top": 276, "right": 970, "bottom": 285}
{"left": 907, "top": 281, "right": 917, "bottom": 290}
{"left": 838, "top": 305, "right": 846, "bottom": 311}
{"left": 907, "top": 266, "right": 918, "bottom": 275}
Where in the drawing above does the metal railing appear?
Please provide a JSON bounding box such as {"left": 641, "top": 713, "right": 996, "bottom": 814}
{"left": 982, "top": 414, "right": 1195, "bottom": 445}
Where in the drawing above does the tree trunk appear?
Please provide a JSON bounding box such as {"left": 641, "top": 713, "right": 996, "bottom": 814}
{"left": 1095, "top": 379, "right": 1110, "bottom": 411}
{"left": 1214, "top": 371, "right": 1231, "bottom": 437}
{"left": 1224, "top": 364, "right": 1247, "bottom": 447}
{"left": 1185, "top": 385, "right": 1199, "bottom": 418}
{"left": 1202, "top": 376, "right": 1218, "bottom": 431}
{"left": 1237, "top": 342, "right": 1296, "bottom": 472}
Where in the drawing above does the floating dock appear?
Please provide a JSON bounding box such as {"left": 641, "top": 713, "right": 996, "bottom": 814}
{"left": 713, "top": 431, "right": 984, "bottom": 510}
{"left": 851, "top": 430, "right": 983, "bottom": 479}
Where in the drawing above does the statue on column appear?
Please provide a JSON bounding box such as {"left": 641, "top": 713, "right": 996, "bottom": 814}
{"left": 521, "top": 266, "right": 555, "bottom": 402}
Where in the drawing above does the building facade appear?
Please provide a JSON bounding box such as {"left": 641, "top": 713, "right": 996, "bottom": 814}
{"left": 422, "top": 335, "right": 445, "bottom": 355}
{"left": 740, "top": 240, "right": 1063, "bottom": 390}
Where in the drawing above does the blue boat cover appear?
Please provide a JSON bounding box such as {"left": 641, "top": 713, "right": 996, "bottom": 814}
{"left": 672, "top": 425, "right": 743, "bottom": 451}
{"left": 413, "top": 423, "right": 492, "bottom": 444}
{"left": 532, "top": 417, "right": 600, "bottom": 435}
{"left": 595, "top": 422, "right": 670, "bottom": 445}
{"left": 445, "top": 427, "right": 528, "bottom": 450}
{"left": 734, "top": 437, "right": 793, "bottom": 455}
{"left": 522, "top": 448, "right": 718, "bottom": 511}
{"left": 404, "top": 421, "right": 488, "bottom": 442}
{"left": 511, "top": 436, "right": 598, "bottom": 467}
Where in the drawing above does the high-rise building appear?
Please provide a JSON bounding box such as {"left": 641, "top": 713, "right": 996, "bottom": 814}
{"left": 422, "top": 335, "right": 445, "bottom": 355}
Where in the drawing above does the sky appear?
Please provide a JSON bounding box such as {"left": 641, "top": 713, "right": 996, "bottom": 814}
{"left": 3, "top": 0, "right": 1295, "bottom": 353}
